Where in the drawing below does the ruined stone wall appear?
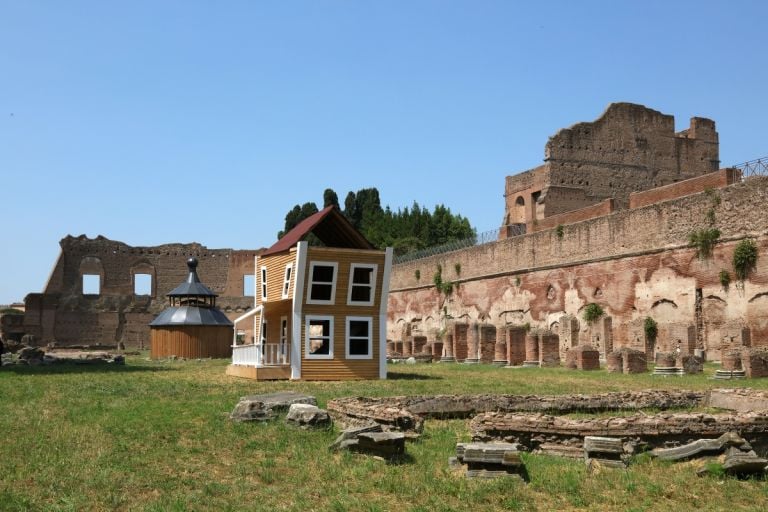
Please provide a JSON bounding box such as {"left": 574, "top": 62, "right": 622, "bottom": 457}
{"left": 528, "top": 199, "right": 614, "bottom": 233}
{"left": 23, "top": 235, "right": 261, "bottom": 347}
{"left": 629, "top": 167, "right": 740, "bottom": 209}
{"left": 502, "top": 103, "right": 720, "bottom": 229}
{"left": 389, "top": 177, "right": 768, "bottom": 361}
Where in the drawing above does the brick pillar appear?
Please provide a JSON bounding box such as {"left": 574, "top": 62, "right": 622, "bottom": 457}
{"left": 464, "top": 323, "right": 480, "bottom": 364}
{"left": 453, "top": 324, "right": 468, "bottom": 362}
{"left": 413, "top": 335, "right": 427, "bottom": 355}
{"left": 431, "top": 341, "right": 443, "bottom": 362}
{"left": 507, "top": 327, "right": 526, "bottom": 366}
{"left": 524, "top": 332, "right": 539, "bottom": 366}
{"left": 539, "top": 332, "right": 560, "bottom": 368}
{"left": 441, "top": 333, "right": 455, "bottom": 362}
{"left": 402, "top": 336, "right": 413, "bottom": 357}
{"left": 386, "top": 340, "right": 395, "bottom": 358}
{"left": 479, "top": 325, "right": 496, "bottom": 364}
{"left": 493, "top": 324, "right": 507, "bottom": 365}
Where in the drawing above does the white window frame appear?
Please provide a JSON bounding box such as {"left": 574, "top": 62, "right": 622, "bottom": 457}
{"left": 346, "top": 263, "right": 378, "bottom": 306}
{"left": 345, "top": 316, "right": 373, "bottom": 359}
{"left": 305, "top": 315, "right": 334, "bottom": 360}
{"left": 260, "top": 266, "right": 268, "bottom": 301}
{"left": 279, "top": 316, "right": 289, "bottom": 362}
{"left": 306, "top": 261, "right": 338, "bottom": 305}
{"left": 281, "top": 263, "right": 293, "bottom": 299}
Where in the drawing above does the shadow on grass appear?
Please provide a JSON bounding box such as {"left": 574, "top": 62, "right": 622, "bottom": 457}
{"left": 0, "top": 363, "right": 177, "bottom": 375}
{"left": 386, "top": 371, "right": 442, "bottom": 381}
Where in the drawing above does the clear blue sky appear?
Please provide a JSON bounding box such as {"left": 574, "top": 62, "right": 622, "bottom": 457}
{"left": 1, "top": 1, "right": 766, "bottom": 304}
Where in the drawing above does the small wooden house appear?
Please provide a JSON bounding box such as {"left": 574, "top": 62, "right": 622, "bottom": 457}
{"left": 150, "top": 257, "right": 234, "bottom": 358}
{"left": 227, "top": 206, "right": 393, "bottom": 380}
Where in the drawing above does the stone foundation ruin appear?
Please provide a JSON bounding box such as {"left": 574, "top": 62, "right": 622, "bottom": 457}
{"left": 328, "top": 389, "right": 768, "bottom": 457}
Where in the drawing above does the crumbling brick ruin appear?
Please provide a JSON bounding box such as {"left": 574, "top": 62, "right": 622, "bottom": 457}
{"left": 389, "top": 103, "right": 768, "bottom": 365}
{"left": 499, "top": 102, "right": 719, "bottom": 236}
{"left": 21, "top": 235, "right": 260, "bottom": 348}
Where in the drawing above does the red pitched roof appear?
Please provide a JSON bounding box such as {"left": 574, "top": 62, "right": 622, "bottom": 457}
{"left": 261, "top": 206, "right": 375, "bottom": 256}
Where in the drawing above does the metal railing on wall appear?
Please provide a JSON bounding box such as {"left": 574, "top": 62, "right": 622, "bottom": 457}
{"left": 394, "top": 224, "right": 525, "bottom": 264}
{"left": 733, "top": 156, "right": 768, "bottom": 179}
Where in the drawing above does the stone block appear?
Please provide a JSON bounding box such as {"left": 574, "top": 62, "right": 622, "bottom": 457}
{"left": 606, "top": 351, "right": 623, "bottom": 373}
{"left": 679, "top": 355, "right": 703, "bottom": 374}
{"left": 721, "top": 349, "right": 743, "bottom": 371}
{"left": 286, "top": 404, "right": 331, "bottom": 429}
{"left": 623, "top": 349, "right": 647, "bottom": 374}
{"left": 742, "top": 348, "right": 768, "bottom": 378}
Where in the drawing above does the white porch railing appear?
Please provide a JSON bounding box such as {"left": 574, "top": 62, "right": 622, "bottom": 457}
{"left": 232, "top": 343, "right": 289, "bottom": 367}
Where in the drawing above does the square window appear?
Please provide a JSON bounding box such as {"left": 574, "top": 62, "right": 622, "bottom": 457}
{"left": 306, "top": 316, "right": 333, "bottom": 359}
{"left": 347, "top": 264, "right": 377, "bottom": 306}
{"left": 134, "top": 273, "right": 152, "bottom": 296}
{"left": 307, "top": 262, "right": 338, "bottom": 304}
{"left": 82, "top": 274, "right": 100, "bottom": 295}
{"left": 346, "top": 316, "right": 372, "bottom": 359}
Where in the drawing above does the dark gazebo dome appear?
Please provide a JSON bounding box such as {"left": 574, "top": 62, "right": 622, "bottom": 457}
{"left": 150, "top": 258, "right": 233, "bottom": 327}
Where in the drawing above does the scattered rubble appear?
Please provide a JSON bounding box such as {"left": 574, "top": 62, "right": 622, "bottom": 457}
{"left": 651, "top": 432, "right": 751, "bottom": 461}
{"left": 230, "top": 392, "right": 316, "bottom": 422}
{"left": 329, "top": 424, "right": 405, "bottom": 460}
{"left": 584, "top": 436, "right": 626, "bottom": 469}
{"left": 285, "top": 404, "right": 331, "bottom": 429}
{"left": 454, "top": 442, "right": 528, "bottom": 480}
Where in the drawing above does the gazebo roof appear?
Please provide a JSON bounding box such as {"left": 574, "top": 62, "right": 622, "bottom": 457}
{"left": 167, "top": 258, "right": 218, "bottom": 297}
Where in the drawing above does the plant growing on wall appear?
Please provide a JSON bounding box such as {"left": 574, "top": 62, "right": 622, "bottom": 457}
{"left": 733, "top": 238, "right": 758, "bottom": 280}
{"left": 705, "top": 208, "right": 716, "bottom": 226}
{"left": 555, "top": 224, "right": 564, "bottom": 239}
{"left": 454, "top": 262, "right": 461, "bottom": 276}
{"left": 414, "top": 269, "right": 420, "bottom": 281}
{"left": 719, "top": 269, "right": 731, "bottom": 290}
{"left": 644, "top": 317, "right": 658, "bottom": 345}
{"left": 582, "top": 303, "right": 604, "bottom": 324}
{"left": 433, "top": 265, "right": 454, "bottom": 296}
{"left": 689, "top": 228, "right": 720, "bottom": 259}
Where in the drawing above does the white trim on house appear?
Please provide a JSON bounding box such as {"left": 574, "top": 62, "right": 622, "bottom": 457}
{"left": 281, "top": 263, "right": 293, "bottom": 299}
{"left": 231, "top": 304, "right": 263, "bottom": 346}
{"left": 291, "top": 242, "right": 308, "bottom": 379}
{"left": 305, "top": 315, "right": 334, "bottom": 360}
{"left": 306, "top": 261, "right": 338, "bottom": 305}
{"left": 345, "top": 316, "right": 373, "bottom": 359}
{"left": 378, "top": 247, "right": 393, "bottom": 379}
{"left": 254, "top": 255, "right": 260, "bottom": 307}
{"left": 346, "top": 263, "right": 378, "bottom": 306}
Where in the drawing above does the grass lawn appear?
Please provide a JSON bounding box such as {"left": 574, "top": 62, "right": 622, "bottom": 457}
{"left": 1, "top": 356, "right": 767, "bottom": 511}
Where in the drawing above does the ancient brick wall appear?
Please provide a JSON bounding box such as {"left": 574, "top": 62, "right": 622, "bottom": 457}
{"left": 629, "top": 168, "right": 740, "bottom": 209}
{"left": 389, "top": 177, "right": 768, "bottom": 362}
{"left": 23, "top": 235, "right": 262, "bottom": 347}
{"left": 528, "top": 199, "right": 614, "bottom": 233}
{"left": 501, "top": 103, "right": 719, "bottom": 230}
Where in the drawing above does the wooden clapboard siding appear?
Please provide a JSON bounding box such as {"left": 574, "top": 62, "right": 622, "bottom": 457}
{"left": 300, "top": 247, "right": 386, "bottom": 380}
{"left": 151, "top": 326, "right": 233, "bottom": 359}
{"left": 257, "top": 250, "right": 297, "bottom": 308}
